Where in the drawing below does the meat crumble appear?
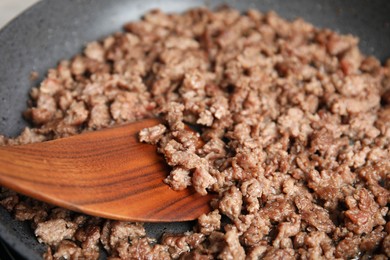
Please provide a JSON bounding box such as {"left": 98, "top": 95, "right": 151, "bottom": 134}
{"left": 1, "top": 7, "right": 390, "bottom": 259}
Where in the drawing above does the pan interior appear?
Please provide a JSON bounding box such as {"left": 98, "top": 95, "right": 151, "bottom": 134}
{"left": 0, "top": 0, "right": 389, "bottom": 258}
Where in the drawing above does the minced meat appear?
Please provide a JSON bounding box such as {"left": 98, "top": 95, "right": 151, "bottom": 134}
{"left": 0, "top": 6, "right": 389, "bottom": 259}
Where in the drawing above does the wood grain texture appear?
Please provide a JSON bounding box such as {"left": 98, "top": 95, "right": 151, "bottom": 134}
{"left": 0, "top": 118, "right": 212, "bottom": 222}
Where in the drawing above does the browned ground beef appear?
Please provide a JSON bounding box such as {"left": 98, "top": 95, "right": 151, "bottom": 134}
{"left": 1, "top": 7, "right": 390, "bottom": 259}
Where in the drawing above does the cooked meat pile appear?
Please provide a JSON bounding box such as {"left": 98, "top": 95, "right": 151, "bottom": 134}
{"left": 1, "top": 7, "right": 390, "bottom": 259}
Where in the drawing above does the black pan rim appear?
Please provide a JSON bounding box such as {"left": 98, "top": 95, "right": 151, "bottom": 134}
{"left": 0, "top": 0, "right": 389, "bottom": 259}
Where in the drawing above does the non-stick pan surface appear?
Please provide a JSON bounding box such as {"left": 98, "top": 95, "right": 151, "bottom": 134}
{"left": 0, "top": 0, "right": 390, "bottom": 259}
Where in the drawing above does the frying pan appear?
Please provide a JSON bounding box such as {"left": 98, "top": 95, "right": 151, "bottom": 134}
{"left": 0, "top": 0, "right": 389, "bottom": 259}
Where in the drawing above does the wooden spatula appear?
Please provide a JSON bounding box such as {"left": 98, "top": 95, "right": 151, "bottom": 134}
{"left": 0, "top": 119, "right": 212, "bottom": 222}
